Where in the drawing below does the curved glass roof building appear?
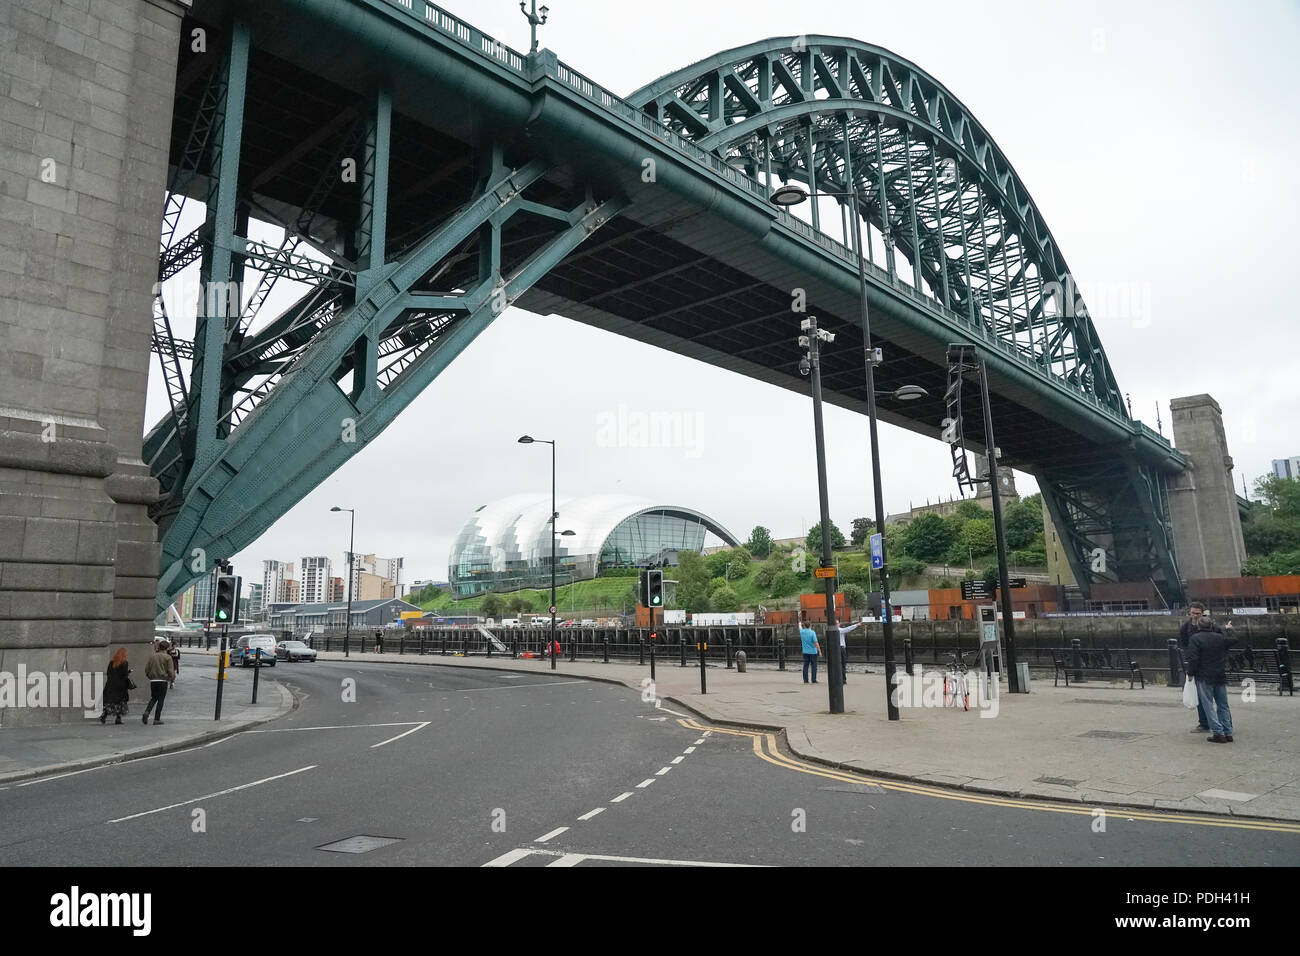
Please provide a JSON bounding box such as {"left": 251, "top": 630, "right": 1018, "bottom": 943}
{"left": 449, "top": 494, "right": 740, "bottom": 597}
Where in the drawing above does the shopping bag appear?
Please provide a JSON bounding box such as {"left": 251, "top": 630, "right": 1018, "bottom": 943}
{"left": 1182, "top": 677, "right": 1198, "bottom": 709}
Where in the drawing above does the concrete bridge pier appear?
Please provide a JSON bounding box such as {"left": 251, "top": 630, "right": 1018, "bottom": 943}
{"left": 0, "top": 0, "right": 188, "bottom": 723}
{"left": 1167, "top": 394, "right": 1248, "bottom": 581}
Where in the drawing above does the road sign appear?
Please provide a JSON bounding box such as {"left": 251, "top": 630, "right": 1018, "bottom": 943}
{"left": 1009, "top": 577, "right": 1027, "bottom": 589}
{"left": 869, "top": 533, "right": 883, "bottom": 570}
{"left": 961, "top": 579, "right": 995, "bottom": 601}
{"left": 549, "top": 605, "right": 557, "bottom": 614}
{"left": 814, "top": 566, "right": 836, "bottom": 579}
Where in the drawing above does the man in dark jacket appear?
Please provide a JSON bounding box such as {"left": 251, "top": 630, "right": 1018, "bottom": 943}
{"left": 1178, "top": 603, "right": 1233, "bottom": 732}
{"left": 142, "top": 640, "right": 176, "bottom": 725}
{"left": 1184, "top": 616, "right": 1239, "bottom": 743}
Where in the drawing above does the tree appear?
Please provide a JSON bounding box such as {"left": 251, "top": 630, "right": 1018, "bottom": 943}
{"left": 746, "top": 525, "right": 773, "bottom": 558}
{"left": 902, "top": 513, "right": 957, "bottom": 563}
{"left": 711, "top": 586, "right": 740, "bottom": 612}
{"left": 961, "top": 518, "right": 996, "bottom": 555}
{"left": 850, "top": 517, "right": 872, "bottom": 548}
{"left": 840, "top": 583, "right": 867, "bottom": 608}
{"left": 1003, "top": 497, "right": 1043, "bottom": 551}
{"left": 674, "top": 550, "right": 714, "bottom": 612}
{"left": 954, "top": 500, "right": 986, "bottom": 520}
{"left": 507, "top": 595, "right": 531, "bottom": 614}
{"left": 805, "top": 519, "right": 846, "bottom": 555}
{"left": 480, "top": 593, "right": 504, "bottom": 618}
{"left": 707, "top": 547, "right": 752, "bottom": 580}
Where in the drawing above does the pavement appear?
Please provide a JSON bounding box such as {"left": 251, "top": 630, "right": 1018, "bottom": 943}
{"left": 0, "top": 660, "right": 294, "bottom": 785}
{"left": 2, "top": 646, "right": 1296, "bottom": 822}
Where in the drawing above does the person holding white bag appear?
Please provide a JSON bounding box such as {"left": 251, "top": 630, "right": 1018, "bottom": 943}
{"left": 1183, "top": 615, "right": 1239, "bottom": 743}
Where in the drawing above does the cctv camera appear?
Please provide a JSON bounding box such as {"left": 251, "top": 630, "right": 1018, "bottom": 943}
{"left": 798, "top": 356, "right": 811, "bottom": 376}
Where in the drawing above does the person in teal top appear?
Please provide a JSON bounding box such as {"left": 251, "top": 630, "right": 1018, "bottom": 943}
{"left": 799, "top": 619, "right": 821, "bottom": 684}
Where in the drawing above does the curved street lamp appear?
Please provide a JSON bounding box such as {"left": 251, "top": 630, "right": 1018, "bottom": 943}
{"left": 519, "top": 435, "right": 561, "bottom": 670}
{"left": 330, "top": 506, "right": 355, "bottom": 657}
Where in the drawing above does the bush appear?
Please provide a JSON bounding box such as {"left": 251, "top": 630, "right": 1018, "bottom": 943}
{"left": 711, "top": 586, "right": 740, "bottom": 612}
{"left": 840, "top": 583, "right": 867, "bottom": 608}
{"left": 769, "top": 570, "right": 802, "bottom": 597}
{"left": 891, "top": 555, "right": 926, "bottom": 578}
{"left": 598, "top": 566, "right": 641, "bottom": 578}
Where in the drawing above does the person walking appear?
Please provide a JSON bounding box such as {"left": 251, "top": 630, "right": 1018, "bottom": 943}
{"left": 166, "top": 640, "right": 181, "bottom": 689}
{"left": 798, "top": 617, "right": 821, "bottom": 684}
{"left": 100, "top": 647, "right": 132, "bottom": 725}
{"left": 374, "top": 628, "right": 383, "bottom": 654}
{"left": 142, "top": 639, "right": 176, "bottom": 725}
{"left": 1178, "top": 602, "right": 1233, "bottom": 733}
{"left": 1184, "top": 615, "right": 1239, "bottom": 743}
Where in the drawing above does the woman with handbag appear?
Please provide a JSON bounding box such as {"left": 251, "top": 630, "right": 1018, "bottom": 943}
{"left": 100, "top": 647, "right": 133, "bottom": 725}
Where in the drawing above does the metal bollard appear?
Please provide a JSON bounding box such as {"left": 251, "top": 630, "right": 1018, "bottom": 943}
{"left": 679, "top": 636, "right": 687, "bottom": 667}
{"left": 1072, "top": 638, "right": 1083, "bottom": 683}
{"left": 777, "top": 638, "right": 786, "bottom": 671}
{"left": 1167, "top": 638, "right": 1181, "bottom": 686}
{"left": 603, "top": 637, "right": 609, "bottom": 664}
{"left": 251, "top": 648, "right": 261, "bottom": 704}
{"left": 735, "top": 650, "right": 747, "bottom": 673}
{"left": 639, "top": 638, "right": 645, "bottom": 666}
{"left": 570, "top": 637, "right": 577, "bottom": 662}
{"left": 725, "top": 638, "right": 734, "bottom": 669}
{"left": 904, "top": 637, "right": 914, "bottom": 677}
{"left": 486, "top": 633, "right": 492, "bottom": 658}
{"left": 512, "top": 637, "right": 518, "bottom": 659}
{"left": 1277, "top": 638, "right": 1294, "bottom": 693}
{"left": 441, "top": 634, "right": 447, "bottom": 656}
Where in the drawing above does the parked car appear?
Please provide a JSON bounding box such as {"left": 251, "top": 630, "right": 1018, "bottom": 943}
{"left": 230, "top": 634, "right": 278, "bottom": 666}
{"left": 275, "top": 640, "right": 317, "bottom": 662}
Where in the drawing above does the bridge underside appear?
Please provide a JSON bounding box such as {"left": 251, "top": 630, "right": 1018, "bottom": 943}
{"left": 148, "top": 0, "right": 1185, "bottom": 612}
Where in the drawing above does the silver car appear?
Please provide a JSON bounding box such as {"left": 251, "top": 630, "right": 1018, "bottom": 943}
{"left": 275, "top": 640, "right": 317, "bottom": 662}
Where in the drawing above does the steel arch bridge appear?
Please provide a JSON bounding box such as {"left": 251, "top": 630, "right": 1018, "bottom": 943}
{"left": 147, "top": 0, "right": 1185, "bottom": 614}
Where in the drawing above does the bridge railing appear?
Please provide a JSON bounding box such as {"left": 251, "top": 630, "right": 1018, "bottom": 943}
{"left": 378, "top": 0, "right": 1138, "bottom": 433}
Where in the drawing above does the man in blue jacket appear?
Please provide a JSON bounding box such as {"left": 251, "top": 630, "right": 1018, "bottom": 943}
{"left": 1184, "top": 615, "right": 1239, "bottom": 743}
{"left": 798, "top": 617, "right": 821, "bottom": 684}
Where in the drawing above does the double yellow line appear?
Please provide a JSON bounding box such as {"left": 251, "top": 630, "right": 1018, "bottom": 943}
{"left": 676, "top": 717, "right": 1300, "bottom": 835}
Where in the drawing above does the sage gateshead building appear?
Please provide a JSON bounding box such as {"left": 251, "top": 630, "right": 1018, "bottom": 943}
{"left": 449, "top": 494, "right": 740, "bottom": 597}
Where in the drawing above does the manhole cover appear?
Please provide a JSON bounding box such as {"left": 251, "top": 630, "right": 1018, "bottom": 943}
{"left": 1078, "top": 730, "right": 1146, "bottom": 740}
{"left": 1035, "top": 776, "right": 1083, "bottom": 787}
{"left": 316, "top": 835, "right": 403, "bottom": 854}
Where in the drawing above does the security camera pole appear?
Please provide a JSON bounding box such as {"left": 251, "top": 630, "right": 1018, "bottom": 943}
{"left": 801, "top": 316, "right": 844, "bottom": 714}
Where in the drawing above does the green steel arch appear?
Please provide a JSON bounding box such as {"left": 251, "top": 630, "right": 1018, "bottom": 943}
{"left": 628, "top": 36, "right": 1119, "bottom": 410}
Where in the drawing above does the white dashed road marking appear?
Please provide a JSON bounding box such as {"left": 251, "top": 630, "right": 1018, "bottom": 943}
{"left": 107, "top": 765, "right": 317, "bottom": 824}
{"left": 577, "top": 807, "right": 605, "bottom": 821}
{"left": 671, "top": 756, "right": 684, "bottom": 764}
{"left": 610, "top": 792, "right": 633, "bottom": 803}
{"left": 535, "top": 827, "right": 569, "bottom": 843}
{"left": 656, "top": 767, "right": 671, "bottom": 776}
{"left": 636, "top": 778, "right": 655, "bottom": 788}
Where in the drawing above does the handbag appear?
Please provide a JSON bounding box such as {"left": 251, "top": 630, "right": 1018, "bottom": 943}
{"left": 1181, "top": 676, "right": 1197, "bottom": 709}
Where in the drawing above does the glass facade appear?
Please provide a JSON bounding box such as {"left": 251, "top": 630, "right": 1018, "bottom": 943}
{"left": 449, "top": 495, "right": 737, "bottom": 597}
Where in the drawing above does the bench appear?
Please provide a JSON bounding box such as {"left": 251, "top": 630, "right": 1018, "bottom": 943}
{"left": 1051, "top": 647, "right": 1145, "bottom": 689}
{"left": 1176, "top": 646, "right": 1294, "bottom": 696}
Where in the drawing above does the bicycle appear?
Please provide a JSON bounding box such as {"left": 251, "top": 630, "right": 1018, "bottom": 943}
{"left": 944, "top": 650, "right": 970, "bottom": 711}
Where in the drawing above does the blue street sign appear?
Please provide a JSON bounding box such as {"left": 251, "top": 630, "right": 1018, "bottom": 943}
{"left": 870, "top": 533, "right": 883, "bottom": 570}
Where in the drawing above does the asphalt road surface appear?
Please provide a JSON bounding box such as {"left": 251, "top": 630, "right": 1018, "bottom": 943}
{"left": 1, "top": 656, "right": 1296, "bottom": 867}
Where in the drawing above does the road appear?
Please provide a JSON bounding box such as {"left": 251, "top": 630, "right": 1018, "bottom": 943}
{"left": 1, "top": 656, "right": 1295, "bottom": 867}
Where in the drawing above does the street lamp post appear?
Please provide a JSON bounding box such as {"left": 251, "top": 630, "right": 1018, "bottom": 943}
{"left": 800, "top": 315, "right": 844, "bottom": 714}
{"left": 330, "top": 506, "right": 354, "bottom": 657}
{"left": 519, "top": 436, "right": 559, "bottom": 670}
{"left": 518, "top": 0, "right": 549, "bottom": 53}
{"left": 772, "top": 180, "right": 930, "bottom": 720}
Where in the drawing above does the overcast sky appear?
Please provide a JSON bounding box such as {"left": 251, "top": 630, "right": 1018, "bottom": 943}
{"left": 147, "top": 0, "right": 1300, "bottom": 588}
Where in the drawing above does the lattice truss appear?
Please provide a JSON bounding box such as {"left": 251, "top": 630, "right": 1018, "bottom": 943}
{"left": 629, "top": 39, "right": 1124, "bottom": 413}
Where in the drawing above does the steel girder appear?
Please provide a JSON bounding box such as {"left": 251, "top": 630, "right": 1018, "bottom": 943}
{"left": 628, "top": 38, "right": 1122, "bottom": 416}
{"left": 148, "top": 25, "right": 627, "bottom": 612}
{"left": 1036, "top": 458, "right": 1182, "bottom": 603}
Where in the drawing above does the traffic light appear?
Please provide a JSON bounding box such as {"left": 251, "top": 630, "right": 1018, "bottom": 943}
{"left": 215, "top": 574, "right": 241, "bottom": 624}
{"left": 646, "top": 569, "right": 663, "bottom": 607}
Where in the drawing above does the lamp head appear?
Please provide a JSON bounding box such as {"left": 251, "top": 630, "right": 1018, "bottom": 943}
{"left": 892, "top": 385, "right": 929, "bottom": 402}
{"left": 770, "top": 184, "right": 809, "bottom": 206}
{"left": 517, "top": 435, "right": 534, "bottom": 444}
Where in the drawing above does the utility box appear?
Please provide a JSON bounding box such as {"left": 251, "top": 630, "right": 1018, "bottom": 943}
{"left": 735, "top": 650, "right": 747, "bottom": 673}
{"left": 1016, "top": 661, "right": 1030, "bottom": 691}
